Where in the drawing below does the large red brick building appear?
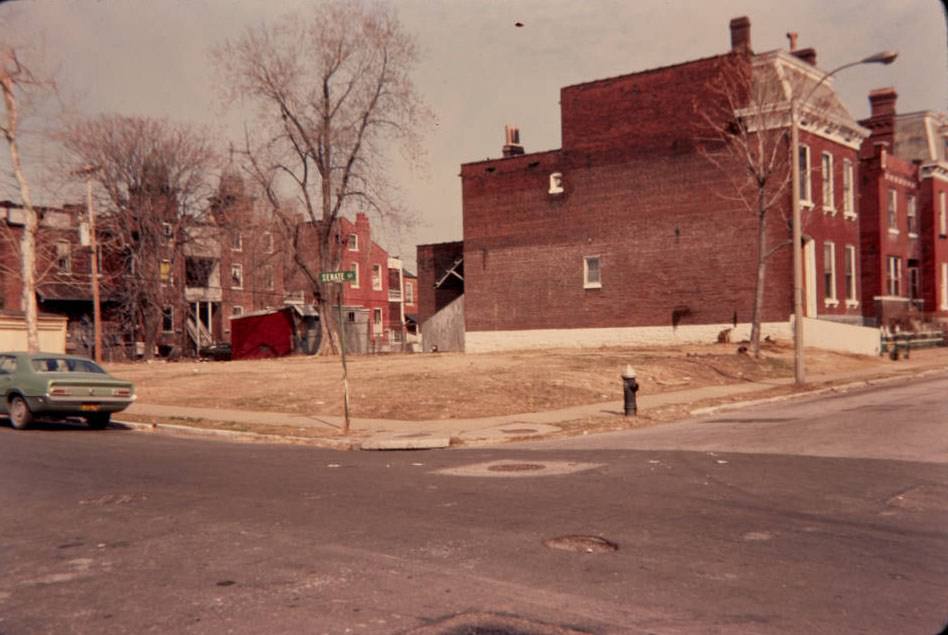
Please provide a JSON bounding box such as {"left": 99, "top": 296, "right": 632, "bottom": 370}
{"left": 422, "top": 17, "right": 871, "bottom": 352}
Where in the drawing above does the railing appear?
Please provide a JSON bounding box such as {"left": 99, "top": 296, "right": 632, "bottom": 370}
{"left": 186, "top": 318, "right": 213, "bottom": 348}
{"left": 880, "top": 329, "right": 945, "bottom": 360}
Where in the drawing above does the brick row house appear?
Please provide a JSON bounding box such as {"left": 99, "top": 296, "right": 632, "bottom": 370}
{"left": 420, "top": 17, "right": 873, "bottom": 352}
{"left": 858, "top": 89, "right": 948, "bottom": 329}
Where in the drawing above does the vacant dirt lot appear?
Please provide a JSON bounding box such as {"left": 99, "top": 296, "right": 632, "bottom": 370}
{"left": 107, "top": 341, "right": 889, "bottom": 420}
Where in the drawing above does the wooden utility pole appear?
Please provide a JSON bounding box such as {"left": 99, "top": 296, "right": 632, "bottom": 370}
{"left": 83, "top": 167, "right": 103, "bottom": 362}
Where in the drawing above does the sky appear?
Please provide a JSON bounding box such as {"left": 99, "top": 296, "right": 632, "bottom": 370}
{"left": 3, "top": 0, "right": 946, "bottom": 271}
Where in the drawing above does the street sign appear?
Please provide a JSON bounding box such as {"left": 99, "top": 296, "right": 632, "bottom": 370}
{"left": 320, "top": 270, "right": 356, "bottom": 283}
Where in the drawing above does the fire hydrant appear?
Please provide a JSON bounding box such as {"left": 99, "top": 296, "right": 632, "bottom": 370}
{"left": 622, "top": 365, "right": 639, "bottom": 416}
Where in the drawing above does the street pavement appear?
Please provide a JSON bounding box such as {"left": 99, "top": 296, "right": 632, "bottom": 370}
{"left": 1, "top": 376, "right": 946, "bottom": 634}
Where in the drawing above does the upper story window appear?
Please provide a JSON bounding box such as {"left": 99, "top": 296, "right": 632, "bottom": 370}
{"left": 821, "top": 152, "right": 834, "bottom": 212}
{"left": 583, "top": 255, "right": 601, "bottom": 289}
{"left": 405, "top": 281, "right": 414, "bottom": 303}
{"left": 940, "top": 191, "right": 947, "bottom": 237}
{"left": 842, "top": 159, "right": 855, "bottom": 218}
{"left": 887, "top": 189, "right": 898, "bottom": 232}
{"left": 907, "top": 195, "right": 918, "bottom": 236}
{"left": 230, "top": 263, "right": 243, "bottom": 289}
{"left": 261, "top": 232, "right": 273, "bottom": 253}
{"left": 55, "top": 241, "right": 71, "bottom": 273}
{"left": 349, "top": 262, "right": 360, "bottom": 289}
{"left": 162, "top": 222, "right": 173, "bottom": 243}
{"left": 371, "top": 264, "right": 382, "bottom": 291}
{"left": 261, "top": 265, "right": 274, "bottom": 290}
{"left": 799, "top": 144, "right": 812, "bottom": 204}
{"left": 231, "top": 232, "right": 243, "bottom": 252}
{"left": 347, "top": 234, "right": 359, "bottom": 251}
{"left": 160, "top": 259, "right": 172, "bottom": 285}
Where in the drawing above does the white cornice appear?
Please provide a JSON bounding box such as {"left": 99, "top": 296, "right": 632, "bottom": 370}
{"left": 921, "top": 162, "right": 948, "bottom": 184}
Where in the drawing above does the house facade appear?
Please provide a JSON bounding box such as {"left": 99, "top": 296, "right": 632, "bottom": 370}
{"left": 429, "top": 16, "right": 870, "bottom": 352}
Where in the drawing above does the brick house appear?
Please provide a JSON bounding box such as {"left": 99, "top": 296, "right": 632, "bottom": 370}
{"left": 859, "top": 90, "right": 948, "bottom": 327}
{"left": 425, "top": 17, "right": 869, "bottom": 352}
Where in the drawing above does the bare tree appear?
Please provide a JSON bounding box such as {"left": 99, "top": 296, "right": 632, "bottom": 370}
{"left": 212, "top": 0, "right": 429, "bottom": 355}
{"left": 0, "top": 46, "right": 50, "bottom": 350}
{"left": 59, "top": 115, "right": 218, "bottom": 359}
{"left": 695, "top": 52, "right": 797, "bottom": 357}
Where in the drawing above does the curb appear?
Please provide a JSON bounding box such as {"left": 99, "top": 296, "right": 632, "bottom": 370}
{"left": 114, "top": 419, "right": 356, "bottom": 450}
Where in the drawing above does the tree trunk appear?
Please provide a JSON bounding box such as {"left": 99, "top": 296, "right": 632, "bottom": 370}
{"left": 1, "top": 74, "right": 40, "bottom": 352}
{"left": 749, "top": 187, "right": 768, "bottom": 357}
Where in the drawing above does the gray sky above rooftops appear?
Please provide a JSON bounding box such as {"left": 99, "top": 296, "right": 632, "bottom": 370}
{"left": 4, "top": 0, "right": 946, "bottom": 270}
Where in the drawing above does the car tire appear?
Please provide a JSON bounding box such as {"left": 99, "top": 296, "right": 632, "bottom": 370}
{"left": 9, "top": 396, "right": 33, "bottom": 430}
{"left": 86, "top": 413, "right": 111, "bottom": 430}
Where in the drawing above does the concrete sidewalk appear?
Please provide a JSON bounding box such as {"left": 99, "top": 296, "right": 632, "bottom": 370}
{"left": 118, "top": 349, "right": 948, "bottom": 450}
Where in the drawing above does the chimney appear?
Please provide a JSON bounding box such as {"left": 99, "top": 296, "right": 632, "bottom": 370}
{"left": 729, "top": 16, "right": 751, "bottom": 52}
{"left": 869, "top": 87, "right": 898, "bottom": 118}
{"left": 786, "top": 32, "right": 798, "bottom": 51}
{"left": 502, "top": 124, "right": 524, "bottom": 158}
{"left": 791, "top": 47, "right": 817, "bottom": 66}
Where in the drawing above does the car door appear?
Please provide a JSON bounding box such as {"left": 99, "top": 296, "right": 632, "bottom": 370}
{"left": 0, "top": 354, "right": 15, "bottom": 413}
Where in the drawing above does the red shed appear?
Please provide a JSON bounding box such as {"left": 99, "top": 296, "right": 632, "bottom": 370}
{"left": 229, "top": 307, "right": 296, "bottom": 360}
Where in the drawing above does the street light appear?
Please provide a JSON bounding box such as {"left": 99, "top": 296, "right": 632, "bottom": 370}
{"left": 790, "top": 50, "right": 897, "bottom": 385}
{"left": 74, "top": 164, "right": 102, "bottom": 363}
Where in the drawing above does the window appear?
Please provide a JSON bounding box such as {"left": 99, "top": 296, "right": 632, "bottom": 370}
{"left": 823, "top": 241, "right": 837, "bottom": 303}
{"left": 799, "top": 144, "right": 812, "bottom": 204}
{"left": 261, "top": 265, "right": 274, "bottom": 290}
{"left": 347, "top": 311, "right": 356, "bottom": 322}
{"left": 162, "top": 222, "right": 173, "bottom": 242}
{"left": 942, "top": 263, "right": 948, "bottom": 310}
{"left": 405, "top": 281, "right": 414, "bottom": 303}
{"left": 844, "top": 245, "right": 858, "bottom": 303}
{"left": 347, "top": 234, "right": 359, "bottom": 251}
{"left": 231, "top": 305, "right": 244, "bottom": 317}
{"left": 161, "top": 306, "right": 174, "bottom": 333}
{"left": 261, "top": 232, "right": 273, "bottom": 253}
{"left": 372, "top": 307, "right": 383, "bottom": 336}
{"left": 583, "top": 255, "right": 601, "bottom": 289}
{"left": 231, "top": 232, "right": 242, "bottom": 252}
{"left": 907, "top": 195, "right": 917, "bottom": 236}
{"left": 230, "top": 263, "right": 243, "bottom": 289}
{"left": 160, "top": 259, "right": 172, "bottom": 284}
{"left": 0, "top": 355, "right": 17, "bottom": 374}
{"left": 56, "top": 241, "right": 71, "bottom": 272}
{"left": 908, "top": 260, "right": 920, "bottom": 300}
{"left": 887, "top": 189, "right": 898, "bottom": 231}
{"left": 940, "top": 192, "right": 947, "bottom": 237}
{"left": 821, "top": 152, "right": 834, "bottom": 212}
{"left": 842, "top": 159, "right": 855, "bottom": 217}
{"left": 372, "top": 264, "right": 384, "bottom": 291}
{"left": 886, "top": 256, "right": 902, "bottom": 296}
{"left": 349, "top": 262, "right": 360, "bottom": 288}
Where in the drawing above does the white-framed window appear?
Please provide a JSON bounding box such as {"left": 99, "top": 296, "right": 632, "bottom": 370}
{"left": 886, "top": 256, "right": 902, "bottom": 296}
{"left": 349, "top": 262, "right": 360, "bottom": 288}
{"left": 231, "top": 305, "right": 244, "bottom": 317}
{"left": 823, "top": 241, "right": 837, "bottom": 304}
{"left": 230, "top": 263, "right": 243, "bottom": 289}
{"left": 940, "top": 192, "right": 947, "bottom": 237}
{"left": 160, "top": 259, "right": 172, "bottom": 284}
{"left": 844, "top": 245, "right": 858, "bottom": 304}
{"left": 583, "top": 255, "right": 601, "bottom": 289}
{"left": 161, "top": 306, "right": 174, "bottom": 333}
{"left": 55, "top": 240, "right": 71, "bottom": 272}
{"left": 261, "top": 232, "right": 273, "bottom": 253}
{"left": 799, "top": 144, "right": 812, "bottom": 205}
{"left": 821, "top": 152, "right": 834, "bottom": 212}
{"left": 371, "top": 264, "right": 382, "bottom": 291}
{"left": 907, "top": 195, "right": 917, "bottom": 237}
{"left": 231, "top": 232, "right": 242, "bottom": 252}
{"left": 347, "top": 234, "right": 359, "bottom": 251}
{"left": 372, "top": 307, "right": 383, "bottom": 336}
{"left": 405, "top": 281, "right": 414, "bottom": 303}
{"left": 842, "top": 159, "right": 855, "bottom": 218}
{"left": 887, "top": 189, "right": 898, "bottom": 232}
{"left": 941, "top": 263, "right": 948, "bottom": 310}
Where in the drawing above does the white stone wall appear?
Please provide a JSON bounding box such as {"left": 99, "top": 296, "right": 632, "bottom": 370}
{"left": 800, "top": 316, "right": 881, "bottom": 356}
{"left": 0, "top": 315, "right": 68, "bottom": 353}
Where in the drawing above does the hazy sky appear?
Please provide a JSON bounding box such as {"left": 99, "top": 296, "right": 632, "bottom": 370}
{"left": 4, "top": 0, "right": 946, "bottom": 269}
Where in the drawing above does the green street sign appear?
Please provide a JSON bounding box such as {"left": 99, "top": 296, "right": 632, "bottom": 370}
{"left": 320, "top": 270, "right": 357, "bottom": 283}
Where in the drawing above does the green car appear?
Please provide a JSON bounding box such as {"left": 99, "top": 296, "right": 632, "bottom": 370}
{"left": 0, "top": 352, "right": 135, "bottom": 430}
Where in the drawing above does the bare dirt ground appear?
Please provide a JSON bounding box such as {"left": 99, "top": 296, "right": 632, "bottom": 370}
{"left": 106, "top": 340, "right": 893, "bottom": 421}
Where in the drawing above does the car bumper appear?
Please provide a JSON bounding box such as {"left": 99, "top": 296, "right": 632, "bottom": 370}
{"left": 24, "top": 395, "right": 134, "bottom": 416}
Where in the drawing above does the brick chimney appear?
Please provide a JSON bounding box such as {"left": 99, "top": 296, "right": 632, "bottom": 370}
{"left": 502, "top": 124, "right": 524, "bottom": 158}
{"left": 862, "top": 87, "right": 897, "bottom": 156}
{"left": 791, "top": 47, "right": 817, "bottom": 66}
{"left": 786, "top": 32, "right": 798, "bottom": 51}
{"left": 869, "top": 87, "right": 898, "bottom": 118}
{"left": 729, "top": 16, "right": 751, "bottom": 52}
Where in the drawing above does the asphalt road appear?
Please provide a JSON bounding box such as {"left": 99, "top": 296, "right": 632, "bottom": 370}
{"left": 1, "top": 375, "right": 946, "bottom": 634}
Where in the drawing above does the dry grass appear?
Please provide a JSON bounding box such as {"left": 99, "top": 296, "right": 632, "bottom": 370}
{"left": 105, "top": 340, "right": 888, "bottom": 420}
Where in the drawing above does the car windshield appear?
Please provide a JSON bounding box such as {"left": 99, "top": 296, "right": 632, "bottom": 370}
{"left": 31, "top": 357, "right": 107, "bottom": 374}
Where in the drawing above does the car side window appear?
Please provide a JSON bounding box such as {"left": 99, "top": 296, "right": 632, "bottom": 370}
{"left": 0, "top": 356, "right": 15, "bottom": 374}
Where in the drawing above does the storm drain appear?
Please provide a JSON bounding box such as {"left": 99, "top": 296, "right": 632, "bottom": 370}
{"left": 543, "top": 535, "right": 619, "bottom": 553}
{"left": 435, "top": 460, "right": 603, "bottom": 478}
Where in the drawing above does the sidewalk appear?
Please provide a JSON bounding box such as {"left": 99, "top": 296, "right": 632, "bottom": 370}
{"left": 119, "top": 350, "right": 948, "bottom": 450}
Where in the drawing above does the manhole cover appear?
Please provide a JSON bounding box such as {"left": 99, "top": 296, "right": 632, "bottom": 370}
{"left": 543, "top": 535, "right": 618, "bottom": 553}
{"left": 487, "top": 463, "right": 545, "bottom": 472}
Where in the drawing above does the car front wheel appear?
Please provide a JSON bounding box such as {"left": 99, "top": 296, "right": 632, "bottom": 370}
{"left": 9, "top": 396, "right": 33, "bottom": 430}
{"left": 86, "top": 413, "right": 111, "bottom": 430}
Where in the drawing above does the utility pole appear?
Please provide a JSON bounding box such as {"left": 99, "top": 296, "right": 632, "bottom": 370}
{"left": 77, "top": 165, "right": 102, "bottom": 362}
